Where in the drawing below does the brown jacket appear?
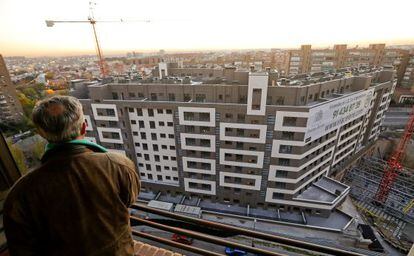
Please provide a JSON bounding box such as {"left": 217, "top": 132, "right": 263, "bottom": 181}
{"left": 4, "top": 144, "right": 140, "bottom": 256}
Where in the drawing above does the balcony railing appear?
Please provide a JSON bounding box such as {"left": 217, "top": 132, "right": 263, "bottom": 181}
{"left": 130, "top": 204, "right": 366, "bottom": 256}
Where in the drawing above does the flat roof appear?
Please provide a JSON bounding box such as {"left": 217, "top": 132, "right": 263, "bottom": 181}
{"left": 147, "top": 200, "right": 173, "bottom": 211}
{"left": 296, "top": 185, "right": 336, "bottom": 203}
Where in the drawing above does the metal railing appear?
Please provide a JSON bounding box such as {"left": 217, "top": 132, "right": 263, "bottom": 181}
{"left": 130, "top": 204, "right": 367, "bottom": 256}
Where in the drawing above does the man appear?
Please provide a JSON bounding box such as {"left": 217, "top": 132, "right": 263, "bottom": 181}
{"left": 4, "top": 96, "right": 140, "bottom": 256}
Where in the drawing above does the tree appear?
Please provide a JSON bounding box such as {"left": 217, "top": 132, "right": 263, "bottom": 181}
{"left": 7, "top": 141, "right": 28, "bottom": 175}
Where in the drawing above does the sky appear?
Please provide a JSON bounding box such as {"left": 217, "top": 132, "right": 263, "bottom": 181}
{"left": 1, "top": 0, "right": 414, "bottom": 57}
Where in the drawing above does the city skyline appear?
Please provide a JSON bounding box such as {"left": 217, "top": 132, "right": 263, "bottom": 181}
{"left": 1, "top": 0, "right": 414, "bottom": 57}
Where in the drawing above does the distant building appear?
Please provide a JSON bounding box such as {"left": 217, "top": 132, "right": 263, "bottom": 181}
{"left": 0, "top": 54, "right": 24, "bottom": 123}
{"left": 77, "top": 66, "right": 395, "bottom": 217}
{"left": 401, "top": 55, "right": 414, "bottom": 88}
{"left": 285, "top": 44, "right": 411, "bottom": 86}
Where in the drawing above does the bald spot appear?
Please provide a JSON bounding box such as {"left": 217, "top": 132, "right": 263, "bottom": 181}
{"left": 45, "top": 103, "right": 65, "bottom": 116}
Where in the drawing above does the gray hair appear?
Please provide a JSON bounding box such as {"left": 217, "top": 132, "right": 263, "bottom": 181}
{"left": 32, "top": 95, "right": 85, "bottom": 143}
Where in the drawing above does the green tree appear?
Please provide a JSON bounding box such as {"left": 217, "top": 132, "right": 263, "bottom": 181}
{"left": 7, "top": 141, "right": 28, "bottom": 175}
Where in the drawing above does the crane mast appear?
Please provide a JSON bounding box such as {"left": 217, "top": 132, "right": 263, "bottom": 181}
{"left": 375, "top": 105, "right": 414, "bottom": 203}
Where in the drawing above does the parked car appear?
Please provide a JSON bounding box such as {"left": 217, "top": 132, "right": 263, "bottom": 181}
{"left": 171, "top": 234, "right": 193, "bottom": 245}
{"left": 225, "top": 247, "right": 247, "bottom": 256}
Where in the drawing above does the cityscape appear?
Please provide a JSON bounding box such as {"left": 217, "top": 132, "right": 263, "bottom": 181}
{"left": 1, "top": 0, "right": 414, "bottom": 255}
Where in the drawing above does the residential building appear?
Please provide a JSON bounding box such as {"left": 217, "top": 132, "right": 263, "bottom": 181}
{"left": 401, "top": 55, "right": 414, "bottom": 88}
{"left": 0, "top": 54, "right": 23, "bottom": 123}
{"left": 78, "top": 66, "right": 395, "bottom": 217}
{"left": 286, "top": 45, "right": 312, "bottom": 75}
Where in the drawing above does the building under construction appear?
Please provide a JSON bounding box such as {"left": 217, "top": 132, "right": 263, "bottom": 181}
{"left": 344, "top": 157, "right": 414, "bottom": 250}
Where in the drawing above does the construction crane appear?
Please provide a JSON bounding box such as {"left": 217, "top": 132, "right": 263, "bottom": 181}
{"left": 45, "top": 2, "right": 150, "bottom": 77}
{"left": 375, "top": 105, "right": 414, "bottom": 203}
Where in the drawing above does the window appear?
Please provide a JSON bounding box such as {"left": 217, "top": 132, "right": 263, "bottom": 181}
{"left": 159, "top": 121, "right": 165, "bottom": 126}
{"left": 112, "top": 92, "right": 118, "bottom": 99}
{"left": 150, "top": 93, "right": 157, "bottom": 101}
{"left": 153, "top": 145, "right": 159, "bottom": 151}
{"left": 166, "top": 109, "right": 173, "bottom": 114}
{"left": 128, "top": 92, "right": 135, "bottom": 98}
{"left": 167, "top": 122, "right": 173, "bottom": 127}
{"left": 170, "top": 145, "right": 176, "bottom": 150}
{"left": 154, "top": 155, "right": 160, "bottom": 162}
{"left": 168, "top": 134, "right": 174, "bottom": 139}
{"left": 144, "top": 154, "right": 150, "bottom": 160}
{"left": 185, "top": 138, "right": 196, "bottom": 145}
{"left": 276, "top": 170, "right": 288, "bottom": 178}
{"left": 157, "top": 175, "right": 162, "bottom": 181}
{"left": 148, "top": 109, "right": 154, "bottom": 116}
{"left": 281, "top": 131, "right": 294, "bottom": 140}
{"left": 195, "top": 94, "right": 206, "bottom": 102}
{"left": 283, "top": 117, "right": 297, "bottom": 126}
{"left": 145, "top": 164, "right": 151, "bottom": 170}
{"left": 147, "top": 174, "right": 153, "bottom": 180}
{"left": 199, "top": 113, "right": 210, "bottom": 121}
{"left": 156, "top": 165, "right": 161, "bottom": 171}
{"left": 168, "top": 93, "right": 175, "bottom": 101}
{"left": 132, "top": 131, "right": 138, "bottom": 136}
{"left": 131, "top": 120, "right": 136, "bottom": 124}
{"left": 138, "top": 120, "right": 145, "bottom": 128}
{"left": 157, "top": 109, "right": 163, "bottom": 114}
{"left": 137, "top": 108, "right": 143, "bottom": 116}
{"left": 184, "top": 112, "right": 194, "bottom": 121}
{"left": 161, "top": 145, "right": 167, "bottom": 149}
{"left": 225, "top": 113, "right": 233, "bottom": 119}
{"left": 140, "top": 132, "right": 147, "bottom": 140}
{"left": 149, "top": 121, "right": 156, "bottom": 129}
{"left": 273, "top": 193, "right": 284, "bottom": 199}
{"left": 151, "top": 133, "right": 157, "bottom": 140}
{"left": 128, "top": 107, "right": 134, "bottom": 112}
{"left": 160, "top": 133, "right": 166, "bottom": 138}
{"left": 163, "top": 156, "right": 168, "bottom": 160}
{"left": 134, "top": 142, "right": 140, "bottom": 147}
{"left": 106, "top": 109, "right": 116, "bottom": 116}
{"left": 279, "top": 145, "right": 293, "bottom": 154}
{"left": 171, "top": 156, "right": 176, "bottom": 161}
{"left": 184, "top": 94, "right": 191, "bottom": 101}
{"left": 142, "top": 143, "right": 148, "bottom": 150}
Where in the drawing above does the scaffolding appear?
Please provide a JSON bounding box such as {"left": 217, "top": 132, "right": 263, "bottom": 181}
{"left": 343, "top": 157, "right": 414, "bottom": 249}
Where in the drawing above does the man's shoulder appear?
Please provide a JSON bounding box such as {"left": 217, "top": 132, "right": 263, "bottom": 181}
{"left": 96, "top": 151, "right": 136, "bottom": 171}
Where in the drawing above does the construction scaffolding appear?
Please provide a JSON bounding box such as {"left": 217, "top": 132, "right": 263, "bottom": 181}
{"left": 343, "top": 157, "right": 414, "bottom": 251}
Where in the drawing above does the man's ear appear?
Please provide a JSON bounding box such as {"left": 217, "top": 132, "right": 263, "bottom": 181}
{"left": 80, "top": 122, "right": 87, "bottom": 136}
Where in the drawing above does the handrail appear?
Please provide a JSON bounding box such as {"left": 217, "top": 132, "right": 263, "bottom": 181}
{"left": 131, "top": 203, "right": 366, "bottom": 256}
{"left": 132, "top": 230, "right": 224, "bottom": 256}
{"left": 131, "top": 216, "right": 286, "bottom": 256}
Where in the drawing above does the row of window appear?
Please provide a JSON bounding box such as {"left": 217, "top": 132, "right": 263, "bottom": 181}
{"left": 137, "top": 153, "right": 177, "bottom": 162}
{"left": 131, "top": 120, "right": 174, "bottom": 128}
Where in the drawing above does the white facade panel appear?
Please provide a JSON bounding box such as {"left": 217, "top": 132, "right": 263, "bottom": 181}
{"left": 97, "top": 127, "right": 123, "bottom": 144}
{"left": 247, "top": 73, "right": 268, "bottom": 116}
{"left": 184, "top": 178, "right": 216, "bottom": 195}
{"left": 84, "top": 115, "right": 93, "bottom": 131}
{"left": 219, "top": 172, "right": 261, "bottom": 190}
{"left": 180, "top": 133, "right": 216, "bottom": 152}
{"left": 220, "top": 123, "right": 267, "bottom": 144}
{"left": 91, "top": 103, "right": 119, "bottom": 121}
{"left": 220, "top": 148, "right": 264, "bottom": 168}
{"left": 178, "top": 107, "right": 216, "bottom": 127}
{"left": 182, "top": 157, "right": 216, "bottom": 175}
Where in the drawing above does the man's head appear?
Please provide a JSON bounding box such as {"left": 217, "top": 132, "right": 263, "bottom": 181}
{"left": 32, "top": 95, "right": 87, "bottom": 143}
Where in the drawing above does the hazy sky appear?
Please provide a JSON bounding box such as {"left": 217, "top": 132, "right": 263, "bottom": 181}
{"left": 1, "top": 0, "right": 414, "bottom": 57}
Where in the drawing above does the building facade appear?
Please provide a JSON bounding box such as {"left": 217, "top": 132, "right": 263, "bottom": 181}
{"left": 0, "top": 54, "right": 23, "bottom": 124}
{"left": 78, "top": 67, "right": 395, "bottom": 217}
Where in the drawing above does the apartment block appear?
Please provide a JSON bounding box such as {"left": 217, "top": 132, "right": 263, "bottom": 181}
{"left": 0, "top": 54, "right": 23, "bottom": 123}
{"left": 78, "top": 66, "right": 395, "bottom": 217}
{"left": 401, "top": 55, "right": 414, "bottom": 88}
{"left": 285, "top": 44, "right": 414, "bottom": 83}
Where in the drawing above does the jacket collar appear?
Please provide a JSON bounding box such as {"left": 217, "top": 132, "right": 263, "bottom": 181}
{"left": 41, "top": 139, "right": 108, "bottom": 163}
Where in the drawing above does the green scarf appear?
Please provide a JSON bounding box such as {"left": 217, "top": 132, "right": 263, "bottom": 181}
{"left": 45, "top": 139, "right": 108, "bottom": 154}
